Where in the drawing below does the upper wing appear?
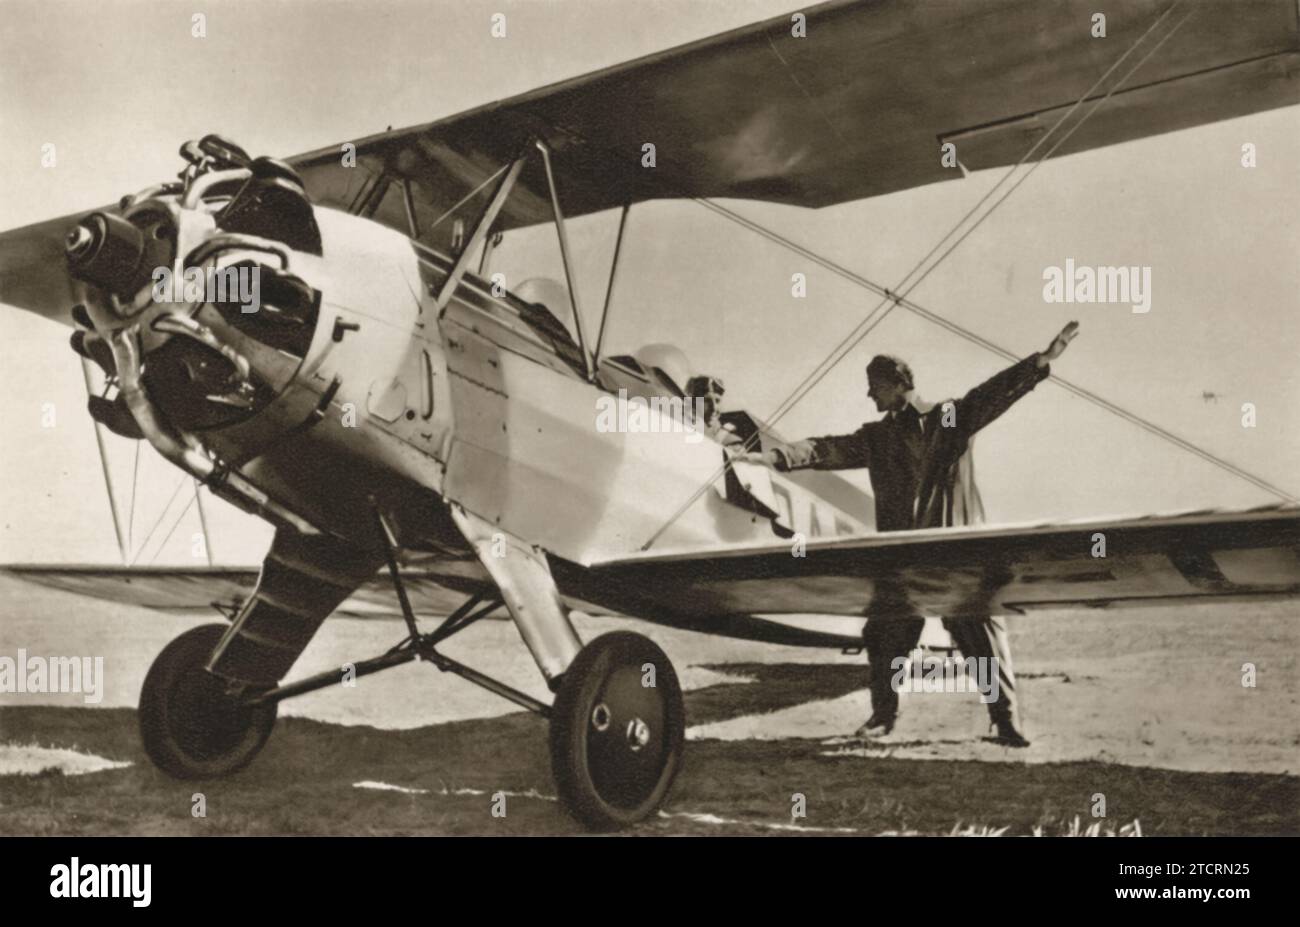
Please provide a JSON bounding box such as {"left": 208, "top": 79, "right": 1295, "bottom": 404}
{"left": 566, "top": 505, "right": 1300, "bottom": 619}
{"left": 289, "top": 0, "right": 1299, "bottom": 249}
{"left": 6, "top": 2, "right": 1296, "bottom": 317}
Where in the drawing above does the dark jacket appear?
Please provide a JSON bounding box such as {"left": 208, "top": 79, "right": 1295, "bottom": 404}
{"left": 773, "top": 355, "right": 1049, "bottom": 531}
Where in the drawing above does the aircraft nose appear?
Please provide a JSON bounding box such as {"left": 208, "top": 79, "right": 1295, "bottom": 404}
{"left": 65, "top": 212, "right": 151, "bottom": 299}
{"left": 64, "top": 224, "right": 95, "bottom": 260}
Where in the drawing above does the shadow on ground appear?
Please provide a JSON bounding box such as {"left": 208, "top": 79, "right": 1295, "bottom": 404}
{"left": 2, "top": 664, "right": 1295, "bottom": 836}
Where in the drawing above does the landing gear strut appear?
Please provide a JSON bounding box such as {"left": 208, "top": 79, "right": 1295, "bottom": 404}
{"left": 136, "top": 516, "right": 686, "bottom": 829}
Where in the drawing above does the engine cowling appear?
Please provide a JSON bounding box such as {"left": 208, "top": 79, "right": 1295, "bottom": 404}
{"left": 64, "top": 139, "right": 454, "bottom": 546}
{"left": 63, "top": 145, "right": 335, "bottom": 531}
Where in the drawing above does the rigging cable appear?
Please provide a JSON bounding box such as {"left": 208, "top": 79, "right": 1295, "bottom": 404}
{"left": 425, "top": 163, "right": 511, "bottom": 234}
{"left": 641, "top": 2, "right": 1292, "bottom": 549}
{"left": 129, "top": 474, "right": 188, "bottom": 566}
{"left": 746, "top": 0, "right": 1191, "bottom": 438}
{"left": 148, "top": 492, "right": 200, "bottom": 566}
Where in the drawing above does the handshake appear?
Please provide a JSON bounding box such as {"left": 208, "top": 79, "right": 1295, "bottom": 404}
{"left": 733, "top": 446, "right": 784, "bottom": 470}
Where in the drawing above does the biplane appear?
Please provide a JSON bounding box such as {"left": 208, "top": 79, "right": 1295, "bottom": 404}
{"left": 2, "top": 0, "right": 1298, "bottom": 829}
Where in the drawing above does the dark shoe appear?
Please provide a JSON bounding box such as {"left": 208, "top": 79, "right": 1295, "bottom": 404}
{"left": 854, "top": 713, "right": 896, "bottom": 738}
{"left": 989, "top": 718, "right": 1030, "bottom": 748}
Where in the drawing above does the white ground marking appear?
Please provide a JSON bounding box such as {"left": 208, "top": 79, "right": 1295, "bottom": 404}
{"left": 353, "top": 781, "right": 556, "bottom": 801}
{"left": 353, "top": 779, "right": 861, "bottom": 832}
{"left": 656, "top": 810, "right": 862, "bottom": 833}
{"left": 352, "top": 781, "right": 1144, "bottom": 835}
{"left": 1, "top": 743, "right": 131, "bottom": 776}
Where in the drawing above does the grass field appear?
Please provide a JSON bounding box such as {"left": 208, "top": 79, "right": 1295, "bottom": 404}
{"left": 1, "top": 574, "right": 1297, "bottom": 835}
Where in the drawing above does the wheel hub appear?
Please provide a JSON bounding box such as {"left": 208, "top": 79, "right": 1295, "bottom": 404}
{"left": 625, "top": 718, "right": 651, "bottom": 752}
{"left": 549, "top": 631, "right": 685, "bottom": 828}
{"left": 584, "top": 665, "right": 669, "bottom": 807}
{"left": 169, "top": 670, "right": 256, "bottom": 760}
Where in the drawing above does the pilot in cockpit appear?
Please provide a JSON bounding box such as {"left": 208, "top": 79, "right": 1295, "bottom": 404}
{"left": 595, "top": 342, "right": 744, "bottom": 447}
{"left": 685, "top": 374, "right": 742, "bottom": 447}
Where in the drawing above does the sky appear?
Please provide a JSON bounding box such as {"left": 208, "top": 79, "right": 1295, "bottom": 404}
{"left": 1, "top": 0, "right": 1297, "bottom": 566}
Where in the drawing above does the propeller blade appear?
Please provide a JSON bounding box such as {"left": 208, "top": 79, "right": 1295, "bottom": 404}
{"left": 0, "top": 208, "right": 105, "bottom": 326}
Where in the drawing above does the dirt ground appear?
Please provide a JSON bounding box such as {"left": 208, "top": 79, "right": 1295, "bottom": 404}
{"left": 1, "top": 573, "right": 1296, "bottom": 835}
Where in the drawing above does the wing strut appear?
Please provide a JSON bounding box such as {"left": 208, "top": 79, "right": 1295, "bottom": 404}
{"left": 435, "top": 149, "right": 527, "bottom": 314}
{"left": 537, "top": 139, "right": 595, "bottom": 382}
{"left": 594, "top": 202, "right": 631, "bottom": 366}
{"left": 192, "top": 478, "right": 214, "bottom": 566}
{"left": 400, "top": 178, "right": 420, "bottom": 240}
{"left": 79, "top": 357, "right": 127, "bottom": 564}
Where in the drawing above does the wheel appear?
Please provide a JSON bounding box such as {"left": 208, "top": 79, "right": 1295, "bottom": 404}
{"left": 139, "top": 623, "right": 277, "bottom": 779}
{"left": 549, "top": 631, "right": 685, "bottom": 830}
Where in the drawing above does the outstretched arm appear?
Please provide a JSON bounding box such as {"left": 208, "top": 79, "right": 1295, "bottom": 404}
{"left": 745, "top": 424, "right": 876, "bottom": 472}
{"left": 1036, "top": 320, "right": 1079, "bottom": 369}
{"left": 956, "top": 322, "right": 1078, "bottom": 436}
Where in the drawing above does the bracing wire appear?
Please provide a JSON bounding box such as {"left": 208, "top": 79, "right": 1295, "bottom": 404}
{"left": 129, "top": 475, "right": 188, "bottom": 566}
{"left": 148, "top": 493, "right": 199, "bottom": 566}
{"left": 640, "top": 2, "right": 1293, "bottom": 549}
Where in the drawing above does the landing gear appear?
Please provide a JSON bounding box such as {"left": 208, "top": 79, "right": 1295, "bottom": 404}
{"left": 550, "top": 632, "right": 685, "bottom": 830}
{"left": 138, "top": 624, "right": 277, "bottom": 779}
{"left": 135, "top": 507, "right": 686, "bottom": 830}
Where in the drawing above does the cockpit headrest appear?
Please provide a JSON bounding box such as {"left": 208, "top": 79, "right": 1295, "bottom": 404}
{"left": 634, "top": 343, "right": 693, "bottom": 396}
{"left": 515, "top": 278, "right": 570, "bottom": 318}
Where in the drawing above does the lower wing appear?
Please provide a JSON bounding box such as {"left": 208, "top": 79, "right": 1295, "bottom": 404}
{"left": 572, "top": 505, "right": 1300, "bottom": 619}
{"left": 7, "top": 505, "right": 1295, "bottom": 653}
{"left": 1, "top": 557, "right": 485, "bottom": 619}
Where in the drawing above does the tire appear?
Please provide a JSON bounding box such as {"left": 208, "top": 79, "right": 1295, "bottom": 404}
{"left": 139, "top": 623, "right": 277, "bottom": 779}
{"left": 549, "top": 631, "right": 685, "bottom": 830}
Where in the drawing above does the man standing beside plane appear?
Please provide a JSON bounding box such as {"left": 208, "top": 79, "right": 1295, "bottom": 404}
{"left": 749, "top": 322, "right": 1079, "bottom": 747}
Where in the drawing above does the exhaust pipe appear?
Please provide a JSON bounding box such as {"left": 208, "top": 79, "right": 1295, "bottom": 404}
{"left": 106, "top": 324, "right": 316, "bottom": 535}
